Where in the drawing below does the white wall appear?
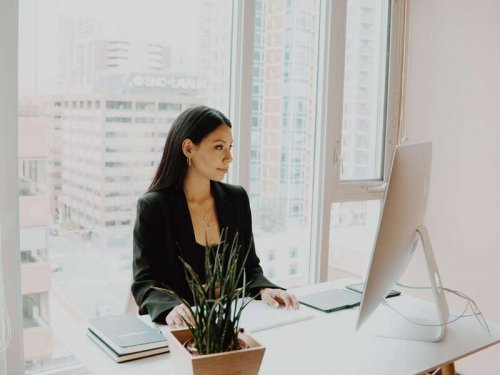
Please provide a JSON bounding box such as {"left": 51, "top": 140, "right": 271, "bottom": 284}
{"left": 402, "top": 0, "right": 500, "bottom": 372}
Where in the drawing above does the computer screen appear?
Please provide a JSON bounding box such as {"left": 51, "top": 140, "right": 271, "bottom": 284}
{"left": 355, "top": 142, "right": 447, "bottom": 335}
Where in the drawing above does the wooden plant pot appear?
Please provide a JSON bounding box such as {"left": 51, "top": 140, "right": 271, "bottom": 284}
{"left": 166, "top": 328, "right": 265, "bottom": 375}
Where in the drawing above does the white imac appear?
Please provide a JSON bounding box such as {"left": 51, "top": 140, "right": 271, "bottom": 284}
{"left": 355, "top": 142, "right": 450, "bottom": 342}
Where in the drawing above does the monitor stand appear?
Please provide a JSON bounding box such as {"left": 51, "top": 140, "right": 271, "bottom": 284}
{"left": 365, "top": 225, "right": 450, "bottom": 342}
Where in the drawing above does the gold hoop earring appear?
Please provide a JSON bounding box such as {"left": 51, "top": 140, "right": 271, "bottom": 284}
{"left": 186, "top": 156, "right": 191, "bottom": 167}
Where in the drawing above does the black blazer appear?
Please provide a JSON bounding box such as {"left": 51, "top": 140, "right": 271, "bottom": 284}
{"left": 132, "top": 181, "right": 281, "bottom": 323}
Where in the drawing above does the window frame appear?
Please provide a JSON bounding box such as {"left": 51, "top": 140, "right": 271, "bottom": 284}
{"left": 1, "top": 0, "right": 24, "bottom": 373}
{"left": 310, "top": 0, "right": 407, "bottom": 283}
{"left": 230, "top": 0, "right": 406, "bottom": 285}
{"left": 227, "top": 0, "right": 255, "bottom": 189}
{"left": 330, "top": 0, "right": 406, "bottom": 204}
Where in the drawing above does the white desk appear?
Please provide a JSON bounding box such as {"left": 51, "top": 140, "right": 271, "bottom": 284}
{"left": 65, "top": 280, "right": 500, "bottom": 375}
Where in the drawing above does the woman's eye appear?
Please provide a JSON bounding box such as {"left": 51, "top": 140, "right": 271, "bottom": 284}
{"left": 215, "top": 145, "right": 223, "bottom": 150}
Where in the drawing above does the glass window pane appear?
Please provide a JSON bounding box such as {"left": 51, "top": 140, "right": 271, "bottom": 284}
{"left": 19, "top": 0, "right": 232, "bottom": 369}
{"left": 340, "top": 0, "right": 390, "bottom": 181}
{"left": 249, "top": 0, "right": 320, "bottom": 288}
{"left": 328, "top": 200, "right": 381, "bottom": 280}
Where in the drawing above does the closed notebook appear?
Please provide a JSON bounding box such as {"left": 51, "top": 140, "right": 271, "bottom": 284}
{"left": 88, "top": 314, "right": 167, "bottom": 355}
{"left": 87, "top": 330, "right": 169, "bottom": 363}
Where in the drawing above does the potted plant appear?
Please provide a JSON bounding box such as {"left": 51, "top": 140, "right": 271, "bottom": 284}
{"left": 154, "top": 230, "right": 265, "bottom": 375}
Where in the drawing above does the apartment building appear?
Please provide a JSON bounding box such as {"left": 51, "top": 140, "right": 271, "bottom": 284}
{"left": 56, "top": 73, "right": 205, "bottom": 246}
{"left": 18, "top": 99, "right": 53, "bottom": 364}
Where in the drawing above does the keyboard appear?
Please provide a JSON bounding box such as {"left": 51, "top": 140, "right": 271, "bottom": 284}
{"left": 237, "top": 299, "right": 314, "bottom": 333}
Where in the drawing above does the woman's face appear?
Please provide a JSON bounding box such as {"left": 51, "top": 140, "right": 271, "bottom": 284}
{"left": 189, "top": 124, "right": 233, "bottom": 181}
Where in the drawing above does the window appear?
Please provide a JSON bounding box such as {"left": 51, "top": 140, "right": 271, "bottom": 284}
{"left": 106, "top": 101, "right": 132, "bottom": 110}
{"left": 135, "top": 101, "right": 155, "bottom": 111}
{"left": 267, "top": 249, "right": 277, "bottom": 262}
{"left": 329, "top": 200, "right": 381, "bottom": 279}
{"left": 7, "top": 0, "right": 404, "bottom": 371}
{"left": 158, "top": 102, "right": 182, "bottom": 111}
{"left": 15, "top": 0, "right": 233, "bottom": 371}
{"left": 248, "top": 0, "right": 321, "bottom": 288}
{"left": 326, "top": 0, "right": 402, "bottom": 281}
{"left": 340, "top": 0, "right": 389, "bottom": 182}
{"left": 267, "top": 267, "right": 276, "bottom": 278}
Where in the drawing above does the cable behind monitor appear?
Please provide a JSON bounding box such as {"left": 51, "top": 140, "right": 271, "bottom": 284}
{"left": 388, "top": 282, "right": 492, "bottom": 336}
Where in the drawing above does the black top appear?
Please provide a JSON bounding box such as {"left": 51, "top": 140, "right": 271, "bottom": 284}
{"left": 192, "top": 242, "right": 210, "bottom": 284}
{"left": 131, "top": 181, "right": 282, "bottom": 323}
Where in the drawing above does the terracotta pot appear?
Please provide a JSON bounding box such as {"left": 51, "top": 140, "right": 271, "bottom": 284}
{"left": 166, "top": 328, "right": 266, "bottom": 375}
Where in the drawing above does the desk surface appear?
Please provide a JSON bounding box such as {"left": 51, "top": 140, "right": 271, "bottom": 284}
{"left": 68, "top": 280, "right": 500, "bottom": 375}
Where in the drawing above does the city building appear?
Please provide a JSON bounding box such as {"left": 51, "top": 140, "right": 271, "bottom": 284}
{"left": 74, "top": 40, "right": 172, "bottom": 89}
{"left": 18, "top": 99, "right": 53, "bottom": 364}
{"left": 200, "top": 0, "right": 232, "bottom": 114}
{"left": 341, "top": 0, "right": 385, "bottom": 181}
{"left": 249, "top": 0, "right": 319, "bottom": 286}
{"left": 56, "top": 72, "right": 206, "bottom": 246}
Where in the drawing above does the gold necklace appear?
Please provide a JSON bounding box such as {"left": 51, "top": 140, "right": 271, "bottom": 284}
{"left": 201, "top": 200, "right": 215, "bottom": 230}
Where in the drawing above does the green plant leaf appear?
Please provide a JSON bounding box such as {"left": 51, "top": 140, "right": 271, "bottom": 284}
{"left": 153, "top": 228, "right": 256, "bottom": 355}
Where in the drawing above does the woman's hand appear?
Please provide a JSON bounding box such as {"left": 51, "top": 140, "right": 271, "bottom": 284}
{"left": 165, "top": 304, "right": 195, "bottom": 328}
{"left": 260, "top": 288, "right": 300, "bottom": 309}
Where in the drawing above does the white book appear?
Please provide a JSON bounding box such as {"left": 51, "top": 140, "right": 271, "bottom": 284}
{"left": 88, "top": 314, "right": 168, "bottom": 355}
{"left": 87, "top": 330, "right": 169, "bottom": 363}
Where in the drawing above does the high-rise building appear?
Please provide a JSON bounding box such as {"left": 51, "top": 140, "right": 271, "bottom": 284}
{"left": 200, "top": 0, "right": 232, "bottom": 113}
{"left": 18, "top": 99, "right": 54, "bottom": 364}
{"left": 341, "top": 0, "right": 384, "bottom": 181}
{"left": 56, "top": 73, "right": 206, "bottom": 246}
{"left": 77, "top": 40, "right": 172, "bottom": 89}
{"left": 250, "top": 0, "right": 319, "bottom": 285}
{"left": 52, "top": 15, "right": 201, "bottom": 245}
{"left": 250, "top": 0, "right": 382, "bottom": 284}
{"left": 57, "top": 15, "right": 103, "bottom": 92}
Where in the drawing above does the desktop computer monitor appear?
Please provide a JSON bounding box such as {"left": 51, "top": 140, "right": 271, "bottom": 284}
{"left": 355, "top": 142, "right": 449, "bottom": 342}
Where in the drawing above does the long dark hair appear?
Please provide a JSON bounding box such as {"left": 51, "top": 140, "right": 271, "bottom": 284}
{"left": 148, "top": 105, "right": 231, "bottom": 192}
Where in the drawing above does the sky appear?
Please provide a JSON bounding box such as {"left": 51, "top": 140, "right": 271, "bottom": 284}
{"left": 20, "top": 0, "right": 223, "bottom": 94}
{"left": 54, "top": 0, "right": 203, "bottom": 47}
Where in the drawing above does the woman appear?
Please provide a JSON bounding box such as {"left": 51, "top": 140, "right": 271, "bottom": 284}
{"left": 132, "top": 105, "right": 299, "bottom": 327}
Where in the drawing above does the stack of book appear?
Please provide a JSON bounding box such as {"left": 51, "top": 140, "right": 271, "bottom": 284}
{"left": 88, "top": 314, "right": 169, "bottom": 363}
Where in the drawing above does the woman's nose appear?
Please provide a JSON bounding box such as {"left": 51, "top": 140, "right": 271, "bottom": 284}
{"left": 225, "top": 149, "right": 233, "bottom": 163}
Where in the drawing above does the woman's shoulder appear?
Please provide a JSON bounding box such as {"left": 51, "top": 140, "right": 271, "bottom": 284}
{"left": 138, "top": 189, "right": 177, "bottom": 209}
{"left": 213, "top": 181, "right": 248, "bottom": 198}
{"left": 140, "top": 190, "right": 167, "bottom": 203}
{"left": 212, "top": 182, "right": 251, "bottom": 209}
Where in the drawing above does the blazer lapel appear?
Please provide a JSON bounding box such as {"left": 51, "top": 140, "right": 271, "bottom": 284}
{"left": 167, "top": 188, "right": 195, "bottom": 261}
{"left": 211, "top": 181, "right": 238, "bottom": 246}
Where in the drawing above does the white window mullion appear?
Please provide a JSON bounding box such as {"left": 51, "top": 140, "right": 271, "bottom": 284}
{"left": 0, "top": 0, "right": 24, "bottom": 372}
{"left": 310, "top": 0, "right": 348, "bottom": 283}
{"left": 228, "top": 0, "right": 255, "bottom": 190}
{"left": 384, "top": 0, "right": 408, "bottom": 181}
